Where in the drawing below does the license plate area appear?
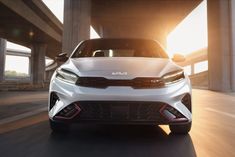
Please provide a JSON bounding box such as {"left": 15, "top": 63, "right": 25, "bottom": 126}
{"left": 111, "top": 104, "right": 129, "bottom": 120}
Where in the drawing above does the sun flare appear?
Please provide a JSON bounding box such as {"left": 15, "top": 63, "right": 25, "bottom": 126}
{"left": 167, "top": 0, "right": 207, "bottom": 57}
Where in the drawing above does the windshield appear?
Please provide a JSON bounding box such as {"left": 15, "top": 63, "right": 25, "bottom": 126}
{"left": 71, "top": 39, "right": 169, "bottom": 58}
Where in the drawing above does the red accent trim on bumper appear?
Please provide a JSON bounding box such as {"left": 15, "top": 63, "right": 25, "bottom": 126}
{"left": 54, "top": 104, "right": 81, "bottom": 120}
{"left": 159, "top": 105, "right": 188, "bottom": 123}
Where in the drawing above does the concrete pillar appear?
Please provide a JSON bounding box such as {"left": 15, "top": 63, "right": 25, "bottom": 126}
{"left": 62, "top": 0, "right": 91, "bottom": 55}
{"left": 30, "top": 43, "right": 46, "bottom": 84}
{"left": 207, "top": 0, "right": 232, "bottom": 92}
{"left": 191, "top": 64, "right": 195, "bottom": 75}
{"left": 0, "top": 39, "right": 6, "bottom": 82}
{"left": 230, "top": 0, "right": 235, "bottom": 91}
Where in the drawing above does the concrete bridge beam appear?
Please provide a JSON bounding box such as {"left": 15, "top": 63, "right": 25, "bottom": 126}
{"left": 100, "top": 25, "right": 167, "bottom": 49}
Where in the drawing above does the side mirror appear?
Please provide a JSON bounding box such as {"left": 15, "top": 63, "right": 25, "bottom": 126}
{"left": 172, "top": 54, "right": 185, "bottom": 62}
{"left": 56, "top": 53, "right": 68, "bottom": 62}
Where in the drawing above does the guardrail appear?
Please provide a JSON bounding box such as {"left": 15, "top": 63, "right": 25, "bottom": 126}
{"left": 2, "top": 48, "right": 54, "bottom": 87}
{"left": 176, "top": 48, "right": 208, "bottom": 88}
{"left": 177, "top": 48, "right": 207, "bottom": 75}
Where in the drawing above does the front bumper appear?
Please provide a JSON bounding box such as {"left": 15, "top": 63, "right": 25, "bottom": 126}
{"left": 49, "top": 77, "right": 192, "bottom": 125}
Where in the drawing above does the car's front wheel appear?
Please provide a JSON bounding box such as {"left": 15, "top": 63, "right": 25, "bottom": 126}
{"left": 49, "top": 119, "right": 70, "bottom": 133}
{"left": 169, "top": 122, "right": 192, "bottom": 134}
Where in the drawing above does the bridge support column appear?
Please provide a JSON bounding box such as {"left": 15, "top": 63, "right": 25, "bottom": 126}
{"left": 63, "top": 0, "right": 91, "bottom": 55}
{"left": 230, "top": 0, "right": 235, "bottom": 91}
{"left": 207, "top": 0, "right": 234, "bottom": 92}
{"left": 0, "top": 39, "right": 6, "bottom": 82}
{"left": 30, "top": 43, "right": 46, "bottom": 84}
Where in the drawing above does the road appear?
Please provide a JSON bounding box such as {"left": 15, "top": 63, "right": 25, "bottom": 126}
{"left": 0, "top": 89, "right": 234, "bottom": 157}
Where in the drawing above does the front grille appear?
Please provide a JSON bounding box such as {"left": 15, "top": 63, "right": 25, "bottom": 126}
{"left": 76, "top": 77, "right": 165, "bottom": 89}
{"left": 76, "top": 101, "right": 168, "bottom": 123}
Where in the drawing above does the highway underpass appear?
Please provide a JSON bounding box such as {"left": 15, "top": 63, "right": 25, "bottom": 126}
{"left": 0, "top": 0, "right": 235, "bottom": 157}
{"left": 0, "top": 89, "right": 234, "bottom": 157}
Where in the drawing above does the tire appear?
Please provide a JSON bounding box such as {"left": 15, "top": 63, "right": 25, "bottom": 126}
{"left": 49, "top": 119, "right": 70, "bottom": 133}
{"left": 169, "top": 122, "right": 192, "bottom": 134}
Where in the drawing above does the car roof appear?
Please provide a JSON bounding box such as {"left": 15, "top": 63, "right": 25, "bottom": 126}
{"left": 82, "top": 38, "right": 157, "bottom": 43}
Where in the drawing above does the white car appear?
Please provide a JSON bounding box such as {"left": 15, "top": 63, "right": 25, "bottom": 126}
{"left": 49, "top": 38, "right": 192, "bottom": 134}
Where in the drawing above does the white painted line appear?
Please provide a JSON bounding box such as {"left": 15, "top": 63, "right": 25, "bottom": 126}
{"left": 205, "top": 107, "right": 235, "bottom": 119}
{"left": 0, "top": 107, "right": 48, "bottom": 125}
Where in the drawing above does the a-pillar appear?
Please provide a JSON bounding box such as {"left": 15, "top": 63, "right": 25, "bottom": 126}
{"left": 30, "top": 43, "right": 46, "bottom": 84}
{"left": 62, "top": 0, "right": 91, "bottom": 55}
{"left": 207, "top": 0, "right": 233, "bottom": 92}
{"left": 0, "top": 39, "right": 6, "bottom": 82}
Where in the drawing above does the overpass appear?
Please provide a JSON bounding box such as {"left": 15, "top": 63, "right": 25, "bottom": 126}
{"left": 0, "top": 1, "right": 235, "bottom": 156}
{"left": 0, "top": 0, "right": 62, "bottom": 85}
{"left": 0, "top": 0, "right": 203, "bottom": 90}
{"left": 63, "top": 0, "right": 202, "bottom": 53}
{"left": 63, "top": 0, "right": 235, "bottom": 92}
{"left": 0, "top": 0, "right": 235, "bottom": 92}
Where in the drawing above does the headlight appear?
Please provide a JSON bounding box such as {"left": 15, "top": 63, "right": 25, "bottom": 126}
{"left": 56, "top": 68, "right": 78, "bottom": 84}
{"left": 162, "top": 70, "right": 185, "bottom": 85}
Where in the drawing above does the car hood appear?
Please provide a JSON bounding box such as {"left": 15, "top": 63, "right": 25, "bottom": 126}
{"left": 61, "top": 57, "right": 182, "bottom": 79}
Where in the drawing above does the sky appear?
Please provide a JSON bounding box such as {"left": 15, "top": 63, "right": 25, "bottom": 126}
{"left": 5, "top": 0, "right": 207, "bottom": 74}
{"left": 167, "top": 0, "right": 207, "bottom": 56}
{"left": 42, "top": 0, "right": 64, "bottom": 23}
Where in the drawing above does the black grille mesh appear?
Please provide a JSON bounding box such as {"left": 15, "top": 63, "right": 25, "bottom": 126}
{"left": 76, "top": 101, "right": 167, "bottom": 122}
{"left": 76, "top": 77, "right": 165, "bottom": 89}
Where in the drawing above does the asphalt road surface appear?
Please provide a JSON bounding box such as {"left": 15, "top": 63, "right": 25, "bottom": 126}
{"left": 0, "top": 89, "right": 234, "bottom": 157}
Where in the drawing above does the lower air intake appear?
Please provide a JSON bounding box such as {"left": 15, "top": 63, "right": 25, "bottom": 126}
{"left": 54, "top": 103, "right": 81, "bottom": 120}
{"left": 75, "top": 101, "right": 168, "bottom": 123}
{"left": 160, "top": 105, "right": 188, "bottom": 122}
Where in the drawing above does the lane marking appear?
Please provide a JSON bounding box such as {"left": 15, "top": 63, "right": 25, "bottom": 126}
{"left": 0, "top": 107, "right": 47, "bottom": 125}
{"left": 205, "top": 107, "right": 235, "bottom": 119}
